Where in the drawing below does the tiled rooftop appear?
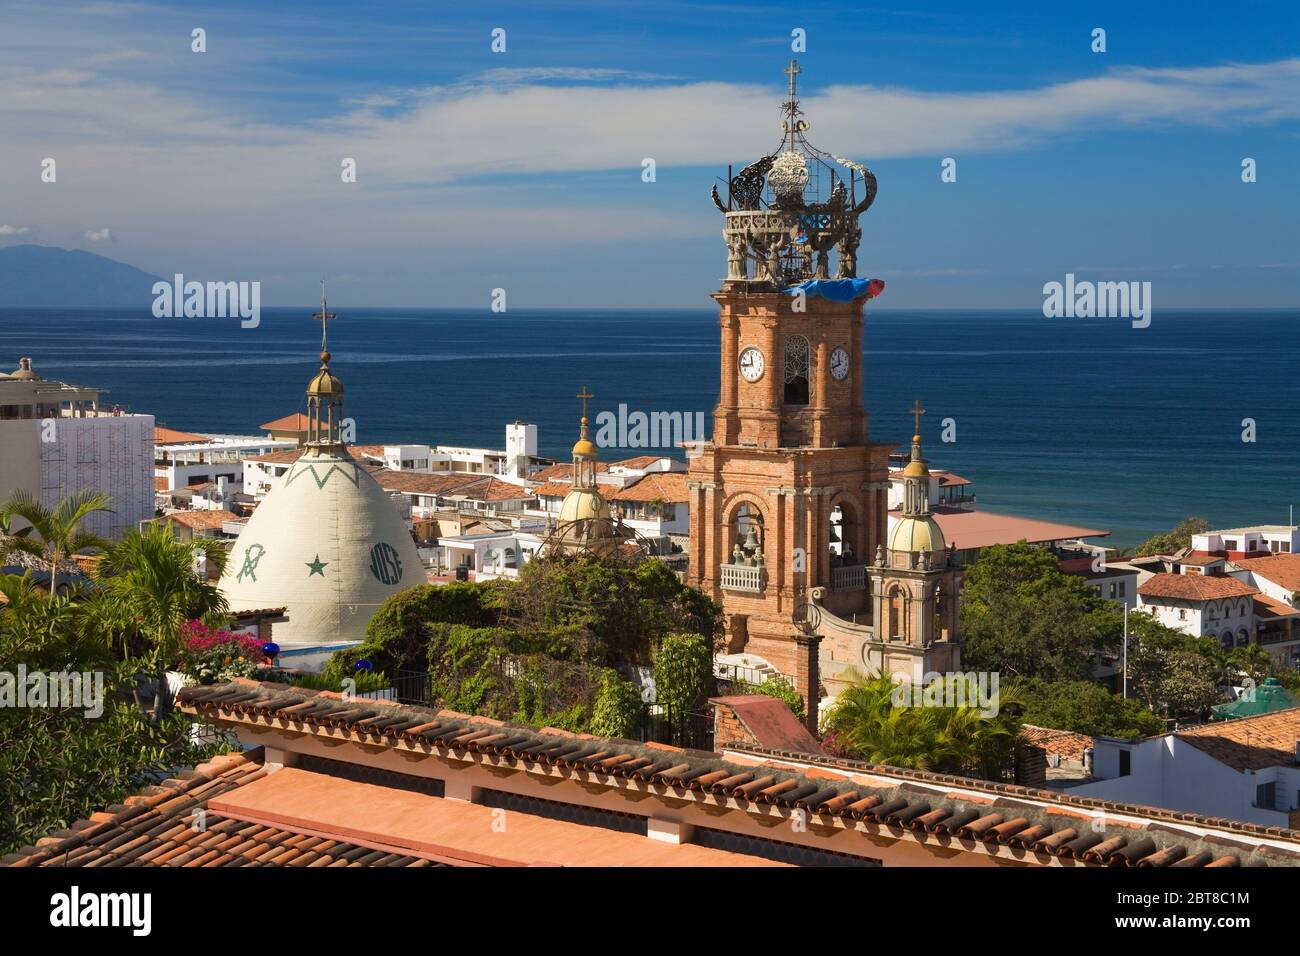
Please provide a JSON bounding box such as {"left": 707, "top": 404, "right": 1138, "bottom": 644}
{"left": 1138, "top": 572, "right": 1258, "bottom": 601}
{"left": 0, "top": 751, "right": 444, "bottom": 868}
{"left": 160, "top": 680, "right": 1300, "bottom": 868}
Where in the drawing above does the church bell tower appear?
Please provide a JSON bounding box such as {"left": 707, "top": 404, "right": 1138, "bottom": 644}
{"left": 686, "top": 60, "right": 893, "bottom": 705}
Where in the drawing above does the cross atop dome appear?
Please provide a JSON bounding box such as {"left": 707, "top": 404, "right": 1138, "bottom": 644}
{"left": 312, "top": 280, "right": 337, "bottom": 359}
{"left": 910, "top": 398, "right": 926, "bottom": 440}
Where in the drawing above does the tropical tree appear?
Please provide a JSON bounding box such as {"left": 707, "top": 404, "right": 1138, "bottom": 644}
{"left": 92, "top": 522, "right": 229, "bottom": 719}
{"left": 1135, "top": 517, "right": 1211, "bottom": 557}
{"left": 0, "top": 489, "right": 113, "bottom": 601}
{"left": 821, "top": 671, "right": 1021, "bottom": 780}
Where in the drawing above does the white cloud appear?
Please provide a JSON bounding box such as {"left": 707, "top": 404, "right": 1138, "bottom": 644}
{"left": 83, "top": 228, "right": 113, "bottom": 241}
{"left": 0, "top": 225, "right": 31, "bottom": 236}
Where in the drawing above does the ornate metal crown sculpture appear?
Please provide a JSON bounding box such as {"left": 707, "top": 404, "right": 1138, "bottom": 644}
{"left": 711, "top": 59, "right": 877, "bottom": 288}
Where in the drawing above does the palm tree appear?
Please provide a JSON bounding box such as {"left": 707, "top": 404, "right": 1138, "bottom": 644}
{"left": 0, "top": 489, "right": 113, "bottom": 601}
{"left": 822, "top": 670, "right": 1022, "bottom": 778}
{"left": 93, "top": 522, "right": 229, "bottom": 719}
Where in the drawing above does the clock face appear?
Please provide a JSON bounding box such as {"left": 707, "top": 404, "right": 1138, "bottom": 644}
{"left": 830, "top": 346, "right": 851, "bottom": 381}
{"left": 739, "top": 347, "right": 765, "bottom": 382}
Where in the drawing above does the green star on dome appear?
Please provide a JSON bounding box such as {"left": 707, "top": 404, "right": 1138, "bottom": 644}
{"left": 306, "top": 554, "right": 328, "bottom": 577}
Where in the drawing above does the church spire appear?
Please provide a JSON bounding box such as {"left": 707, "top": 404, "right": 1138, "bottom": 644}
{"left": 305, "top": 285, "right": 345, "bottom": 453}
{"left": 571, "top": 385, "right": 598, "bottom": 490}
{"left": 901, "top": 399, "right": 931, "bottom": 516}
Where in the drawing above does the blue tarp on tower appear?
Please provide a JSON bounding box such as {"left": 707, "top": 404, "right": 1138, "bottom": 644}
{"left": 782, "top": 278, "right": 885, "bottom": 302}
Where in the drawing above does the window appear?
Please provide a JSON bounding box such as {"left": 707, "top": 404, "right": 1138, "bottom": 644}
{"left": 1108, "top": 583, "right": 1116, "bottom": 598}
{"left": 1224, "top": 539, "right": 1238, "bottom": 551}
{"left": 1118, "top": 750, "right": 1131, "bottom": 777}
{"left": 1118, "top": 582, "right": 1126, "bottom": 598}
{"left": 783, "top": 335, "right": 810, "bottom": 406}
{"left": 1256, "top": 781, "right": 1276, "bottom": 810}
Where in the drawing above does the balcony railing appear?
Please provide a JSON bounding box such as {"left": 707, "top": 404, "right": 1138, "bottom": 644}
{"left": 831, "top": 563, "right": 866, "bottom": 593}
{"left": 720, "top": 564, "right": 765, "bottom": 594}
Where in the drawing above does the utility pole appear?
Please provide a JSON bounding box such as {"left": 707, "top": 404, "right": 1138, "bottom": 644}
{"left": 1122, "top": 603, "right": 1129, "bottom": 700}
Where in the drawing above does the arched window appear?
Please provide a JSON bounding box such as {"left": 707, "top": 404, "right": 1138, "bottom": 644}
{"left": 829, "top": 501, "right": 859, "bottom": 566}
{"left": 888, "top": 585, "right": 906, "bottom": 641}
{"left": 730, "top": 503, "right": 765, "bottom": 564}
{"left": 783, "top": 335, "right": 810, "bottom": 406}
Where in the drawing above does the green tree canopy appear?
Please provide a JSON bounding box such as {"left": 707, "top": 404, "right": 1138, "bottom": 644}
{"left": 1134, "top": 517, "right": 1210, "bottom": 557}
{"left": 960, "top": 541, "right": 1108, "bottom": 682}
{"left": 1020, "top": 679, "right": 1164, "bottom": 739}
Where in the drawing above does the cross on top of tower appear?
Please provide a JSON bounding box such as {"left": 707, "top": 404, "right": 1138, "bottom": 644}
{"left": 312, "top": 280, "right": 337, "bottom": 358}
{"left": 910, "top": 399, "right": 926, "bottom": 440}
{"left": 784, "top": 58, "right": 800, "bottom": 99}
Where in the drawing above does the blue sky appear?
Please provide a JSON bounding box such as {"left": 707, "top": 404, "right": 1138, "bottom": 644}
{"left": 1, "top": 0, "right": 1298, "bottom": 308}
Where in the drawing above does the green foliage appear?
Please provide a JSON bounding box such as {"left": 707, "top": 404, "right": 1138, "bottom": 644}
{"left": 821, "top": 671, "right": 1021, "bottom": 780}
{"left": 426, "top": 623, "right": 507, "bottom": 715}
{"left": 738, "top": 672, "right": 805, "bottom": 721}
{"left": 1123, "top": 611, "right": 1227, "bottom": 718}
{"left": 960, "top": 541, "right": 1108, "bottom": 682}
{"left": 327, "top": 581, "right": 503, "bottom": 677}
{"left": 1020, "top": 679, "right": 1164, "bottom": 739}
{"left": 1135, "top": 517, "right": 1211, "bottom": 557}
{"left": 503, "top": 554, "right": 723, "bottom": 667}
{"left": 292, "top": 670, "right": 391, "bottom": 694}
{"left": 653, "top": 632, "right": 712, "bottom": 716}
{"left": 325, "top": 556, "right": 723, "bottom": 736}
{"left": 591, "top": 669, "right": 646, "bottom": 738}
{"left": 0, "top": 488, "right": 114, "bottom": 598}
{"left": 0, "top": 661, "right": 231, "bottom": 855}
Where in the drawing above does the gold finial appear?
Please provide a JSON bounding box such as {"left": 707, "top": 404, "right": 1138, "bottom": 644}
{"left": 910, "top": 398, "right": 926, "bottom": 442}
{"left": 312, "top": 280, "right": 337, "bottom": 362}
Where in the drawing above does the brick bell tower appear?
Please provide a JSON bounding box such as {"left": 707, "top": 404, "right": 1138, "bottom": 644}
{"left": 687, "top": 60, "right": 892, "bottom": 707}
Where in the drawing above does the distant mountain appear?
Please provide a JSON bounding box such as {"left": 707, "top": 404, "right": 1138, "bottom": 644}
{"left": 0, "top": 245, "right": 163, "bottom": 307}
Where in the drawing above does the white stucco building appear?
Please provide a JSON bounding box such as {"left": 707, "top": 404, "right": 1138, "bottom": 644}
{"left": 0, "top": 358, "right": 153, "bottom": 540}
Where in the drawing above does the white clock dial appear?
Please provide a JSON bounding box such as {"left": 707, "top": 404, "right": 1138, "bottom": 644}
{"left": 739, "top": 347, "right": 765, "bottom": 382}
{"left": 830, "top": 346, "right": 850, "bottom": 381}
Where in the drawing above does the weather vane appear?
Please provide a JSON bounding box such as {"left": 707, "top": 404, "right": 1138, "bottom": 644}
{"left": 312, "top": 280, "right": 337, "bottom": 354}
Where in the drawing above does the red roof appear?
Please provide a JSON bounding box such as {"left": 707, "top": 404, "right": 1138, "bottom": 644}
{"left": 531, "top": 462, "right": 609, "bottom": 483}
{"left": 260, "top": 413, "right": 310, "bottom": 431}
{"left": 155, "top": 426, "right": 211, "bottom": 445}
{"left": 1138, "top": 572, "right": 1258, "bottom": 602}
{"left": 375, "top": 470, "right": 534, "bottom": 502}
{"left": 609, "top": 472, "right": 690, "bottom": 504}
{"left": 1234, "top": 554, "right": 1300, "bottom": 593}
{"left": 906, "top": 508, "right": 1108, "bottom": 552}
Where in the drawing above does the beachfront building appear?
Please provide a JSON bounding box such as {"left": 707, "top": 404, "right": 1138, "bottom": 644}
{"left": 0, "top": 357, "right": 153, "bottom": 539}
{"left": 154, "top": 427, "right": 294, "bottom": 495}
{"left": 219, "top": 297, "right": 425, "bottom": 647}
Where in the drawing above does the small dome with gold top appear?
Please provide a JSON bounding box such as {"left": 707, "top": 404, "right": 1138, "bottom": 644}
{"left": 889, "top": 400, "right": 946, "bottom": 556}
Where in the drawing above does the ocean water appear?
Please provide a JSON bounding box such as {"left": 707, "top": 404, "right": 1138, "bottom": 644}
{"left": 2, "top": 306, "right": 1297, "bottom": 549}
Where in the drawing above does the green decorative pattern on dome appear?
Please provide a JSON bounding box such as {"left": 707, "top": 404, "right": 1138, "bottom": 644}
{"left": 285, "top": 460, "right": 362, "bottom": 490}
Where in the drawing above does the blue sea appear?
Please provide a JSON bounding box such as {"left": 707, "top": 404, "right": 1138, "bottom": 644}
{"left": 2, "top": 306, "right": 1297, "bottom": 549}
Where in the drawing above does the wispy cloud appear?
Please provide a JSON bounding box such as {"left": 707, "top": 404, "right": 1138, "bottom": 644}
{"left": 0, "top": 225, "right": 32, "bottom": 236}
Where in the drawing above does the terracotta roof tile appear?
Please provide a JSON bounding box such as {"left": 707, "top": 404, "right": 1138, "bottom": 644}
{"left": 1176, "top": 708, "right": 1300, "bottom": 771}
{"left": 260, "top": 413, "right": 310, "bottom": 431}
{"left": 154, "top": 426, "right": 211, "bottom": 444}
{"left": 375, "top": 470, "right": 533, "bottom": 502}
{"left": 164, "top": 509, "right": 239, "bottom": 531}
{"left": 1138, "top": 572, "right": 1258, "bottom": 602}
{"left": 1235, "top": 554, "right": 1300, "bottom": 593}
{"left": 608, "top": 472, "right": 691, "bottom": 504}
{"left": 153, "top": 680, "right": 1300, "bottom": 868}
{"left": 0, "top": 749, "right": 443, "bottom": 869}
